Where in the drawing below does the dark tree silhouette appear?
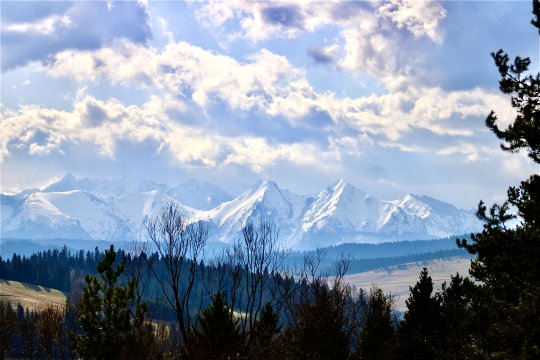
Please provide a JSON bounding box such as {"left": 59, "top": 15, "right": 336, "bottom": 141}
{"left": 189, "top": 291, "right": 241, "bottom": 360}
{"left": 0, "top": 300, "right": 17, "bottom": 358}
{"left": 224, "top": 219, "right": 288, "bottom": 353}
{"left": 249, "top": 301, "right": 281, "bottom": 360}
{"left": 458, "top": 1, "right": 540, "bottom": 357}
{"left": 36, "top": 305, "right": 63, "bottom": 360}
{"left": 397, "top": 268, "right": 443, "bottom": 360}
{"left": 354, "top": 287, "right": 395, "bottom": 360}
{"left": 438, "top": 273, "right": 475, "bottom": 360}
{"left": 285, "top": 279, "right": 350, "bottom": 360}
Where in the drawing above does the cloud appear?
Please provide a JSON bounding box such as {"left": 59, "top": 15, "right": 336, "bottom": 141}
{"left": 307, "top": 46, "right": 337, "bottom": 65}
{"left": 7, "top": 80, "right": 506, "bottom": 187}
{"left": 1, "top": 93, "right": 334, "bottom": 173}
{"left": 43, "top": 39, "right": 513, "bottom": 149}
{"left": 3, "top": 14, "right": 73, "bottom": 35}
{"left": 378, "top": 0, "right": 447, "bottom": 43}
{"left": 46, "top": 41, "right": 314, "bottom": 118}
{"left": 1, "top": 1, "right": 152, "bottom": 71}
{"left": 261, "top": 5, "right": 305, "bottom": 29}
{"left": 194, "top": 0, "right": 447, "bottom": 85}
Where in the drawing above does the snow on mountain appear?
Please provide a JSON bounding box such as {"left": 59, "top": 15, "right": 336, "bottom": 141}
{"left": 294, "top": 180, "right": 481, "bottom": 249}
{"left": 1, "top": 192, "right": 90, "bottom": 240}
{"left": 199, "top": 180, "right": 307, "bottom": 246}
{"left": 377, "top": 204, "right": 426, "bottom": 238}
{"left": 2, "top": 176, "right": 205, "bottom": 242}
{"left": 297, "top": 180, "right": 402, "bottom": 248}
{"left": 42, "top": 173, "right": 98, "bottom": 193}
{"left": 393, "top": 194, "right": 480, "bottom": 238}
{"left": 302, "top": 179, "right": 382, "bottom": 233}
{"left": 42, "top": 174, "right": 168, "bottom": 198}
{"left": 112, "top": 189, "right": 199, "bottom": 241}
{"left": 1, "top": 175, "right": 483, "bottom": 249}
{"left": 35, "top": 191, "right": 135, "bottom": 240}
{"left": 168, "top": 180, "right": 231, "bottom": 210}
{"left": 1, "top": 194, "right": 18, "bottom": 223}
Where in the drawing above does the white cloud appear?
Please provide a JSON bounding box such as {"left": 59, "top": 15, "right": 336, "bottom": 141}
{"left": 45, "top": 40, "right": 512, "bottom": 147}
{"left": 195, "top": 0, "right": 447, "bottom": 84}
{"left": 196, "top": 1, "right": 446, "bottom": 43}
{"left": 1, "top": 94, "right": 333, "bottom": 173}
{"left": 46, "top": 41, "right": 314, "bottom": 118}
{"left": 155, "top": 16, "right": 174, "bottom": 42}
{"left": 1, "top": 1, "right": 152, "bottom": 71}
{"left": 378, "top": 0, "right": 447, "bottom": 43}
{"left": 2, "top": 15, "right": 72, "bottom": 35}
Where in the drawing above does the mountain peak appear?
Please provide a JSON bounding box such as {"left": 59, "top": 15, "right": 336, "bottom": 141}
{"left": 397, "top": 193, "right": 460, "bottom": 218}
{"left": 332, "top": 178, "right": 348, "bottom": 189}
{"left": 169, "top": 179, "right": 231, "bottom": 210}
{"left": 43, "top": 173, "right": 89, "bottom": 192}
{"left": 251, "top": 179, "right": 279, "bottom": 193}
{"left": 62, "top": 173, "right": 77, "bottom": 181}
{"left": 47, "top": 173, "right": 77, "bottom": 186}
{"left": 329, "top": 179, "right": 367, "bottom": 201}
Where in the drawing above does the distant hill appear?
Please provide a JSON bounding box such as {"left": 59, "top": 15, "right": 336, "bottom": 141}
{"left": 0, "top": 279, "right": 67, "bottom": 311}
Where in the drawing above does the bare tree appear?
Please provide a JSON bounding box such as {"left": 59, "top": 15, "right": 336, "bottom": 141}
{"left": 224, "top": 219, "right": 289, "bottom": 352}
{"left": 146, "top": 201, "right": 209, "bottom": 356}
{"left": 36, "top": 305, "right": 63, "bottom": 360}
{"left": 123, "top": 240, "right": 152, "bottom": 309}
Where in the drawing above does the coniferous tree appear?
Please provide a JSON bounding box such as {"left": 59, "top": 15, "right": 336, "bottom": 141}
{"left": 396, "top": 268, "right": 443, "bottom": 360}
{"left": 190, "top": 291, "right": 241, "bottom": 360}
{"left": 73, "top": 245, "right": 147, "bottom": 359}
{"left": 285, "top": 280, "right": 350, "bottom": 360}
{"left": 457, "top": 1, "right": 540, "bottom": 357}
{"left": 0, "top": 300, "right": 16, "bottom": 359}
{"left": 249, "top": 302, "right": 281, "bottom": 360}
{"left": 19, "top": 309, "right": 38, "bottom": 358}
{"left": 354, "top": 287, "right": 395, "bottom": 360}
{"left": 438, "top": 273, "right": 475, "bottom": 360}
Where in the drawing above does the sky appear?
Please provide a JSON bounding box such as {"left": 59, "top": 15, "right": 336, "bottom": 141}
{"left": 1, "top": 0, "right": 539, "bottom": 208}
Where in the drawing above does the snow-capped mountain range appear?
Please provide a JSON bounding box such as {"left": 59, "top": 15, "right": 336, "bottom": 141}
{"left": 1, "top": 175, "right": 482, "bottom": 250}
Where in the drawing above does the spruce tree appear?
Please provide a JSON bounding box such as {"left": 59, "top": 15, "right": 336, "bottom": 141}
{"left": 457, "top": 1, "right": 540, "bottom": 357}
{"left": 396, "top": 268, "right": 443, "bottom": 360}
{"left": 73, "top": 245, "right": 147, "bottom": 359}
{"left": 249, "top": 302, "right": 281, "bottom": 360}
{"left": 189, "top": 291, "right": 241, "bottom": 360}
{"left": 438, "top": 273, "right": 475, "bottom": 360}
{"left": 0, "top": 300, "right": 16, "bottom": 359}
{"left": 354, "top": 287, "right": 395, "bottom": 360}
{"left": 286, "top": 280, "right": 350, "bottom": 360}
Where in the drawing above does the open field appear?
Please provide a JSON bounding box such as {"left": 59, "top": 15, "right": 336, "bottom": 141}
{"left": 0, "top": 279, "right": 67, "bottom": 311}
{"left": 342, "top": 257, "right": 472, "bottom": 311}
